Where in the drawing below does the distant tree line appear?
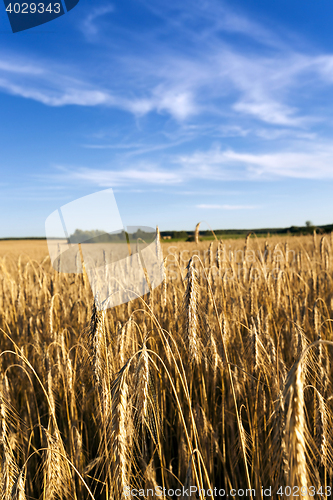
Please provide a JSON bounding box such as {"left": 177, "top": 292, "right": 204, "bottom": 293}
{"left": 160, "top": 223, "right": 333, "bottom": 240}
{"left": 69, "top": 228, "right": 155, "bottom": 244}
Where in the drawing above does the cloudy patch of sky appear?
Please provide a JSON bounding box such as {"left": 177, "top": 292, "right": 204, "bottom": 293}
{"left": 0, "top": 0, "right": 333, "bottom": 235}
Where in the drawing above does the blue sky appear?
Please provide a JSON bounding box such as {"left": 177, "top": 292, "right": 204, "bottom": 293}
{"left": 1, "top": 0, "right": 333, "bottom": 236}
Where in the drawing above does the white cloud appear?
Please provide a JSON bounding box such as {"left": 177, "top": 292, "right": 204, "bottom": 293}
{"left": 0, "top": 0, "right": 333, "bottom": 129}
{"left": 140, "top": 0, "right": 288, "bottom": 50}
{"left": 56, "top": 165, "right": 183, "bottom": 186}
{"left": 0, "top": 60, "right": 43, "bottom": 75}
{"left": 233, "top": 99, "right": 301, "bottom": 127}
{"left": 81, "top": 5, "right": 115, "bottom": 37}
{"left": 0, "top": 44, "right": 324, "bottom": 126}
{"left": 223, "top": 149, "right": 333, "bottom": 178}
{"left": 177, "top": 143, "right": 333, "bottom": 180}
{"left": 45, "top": 136, "right": 333, "bottom": 191}
{"left": 154, "top": 88, "right": 197, "bottom": 119}
{"left": 0, "top": 79, "right": 113, "bottom": 106}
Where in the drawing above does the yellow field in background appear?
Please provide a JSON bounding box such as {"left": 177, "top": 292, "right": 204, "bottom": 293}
{"left": 0, "top": 233, "right": 315, "bottom": 261}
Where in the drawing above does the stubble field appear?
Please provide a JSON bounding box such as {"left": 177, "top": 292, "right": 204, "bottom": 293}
{"left": 0, "top": 233, "right": 332, "bottom": 499}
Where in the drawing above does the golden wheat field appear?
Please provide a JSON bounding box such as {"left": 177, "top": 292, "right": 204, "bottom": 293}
{"left": 1, "top": 233, "right": 333, "bottom": 499}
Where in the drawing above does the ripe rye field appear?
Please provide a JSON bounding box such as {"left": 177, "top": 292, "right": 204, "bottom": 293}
{"left": 0, "top": 233, "right": 333, "bottom": 499}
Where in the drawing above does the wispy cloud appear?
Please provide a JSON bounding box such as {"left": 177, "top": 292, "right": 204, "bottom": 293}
{"left": 233, "top": 100, "right": 301, "bottom": 127}
{"left": 138, "top": 0, "right": 290, "bottom": 50}
{"left": 177, "top": 142, "right": 333, "bottom": 180}
{"left": 81, "top": 5, "right": 115, "bottom": 37}
{"left": 1, "top": 0, "right": 333, "bottom": 129}
{"left": 197, "top": 204, "right": 259, "bottom": 210}
{"left": 0, "top": 79, "right": 113, "bottom": 106}
{"left": 53, "top": 164, "right": 183, "bottom": 186}
{"left": 44, "top": 136, "right": 333, "bottom": 191}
